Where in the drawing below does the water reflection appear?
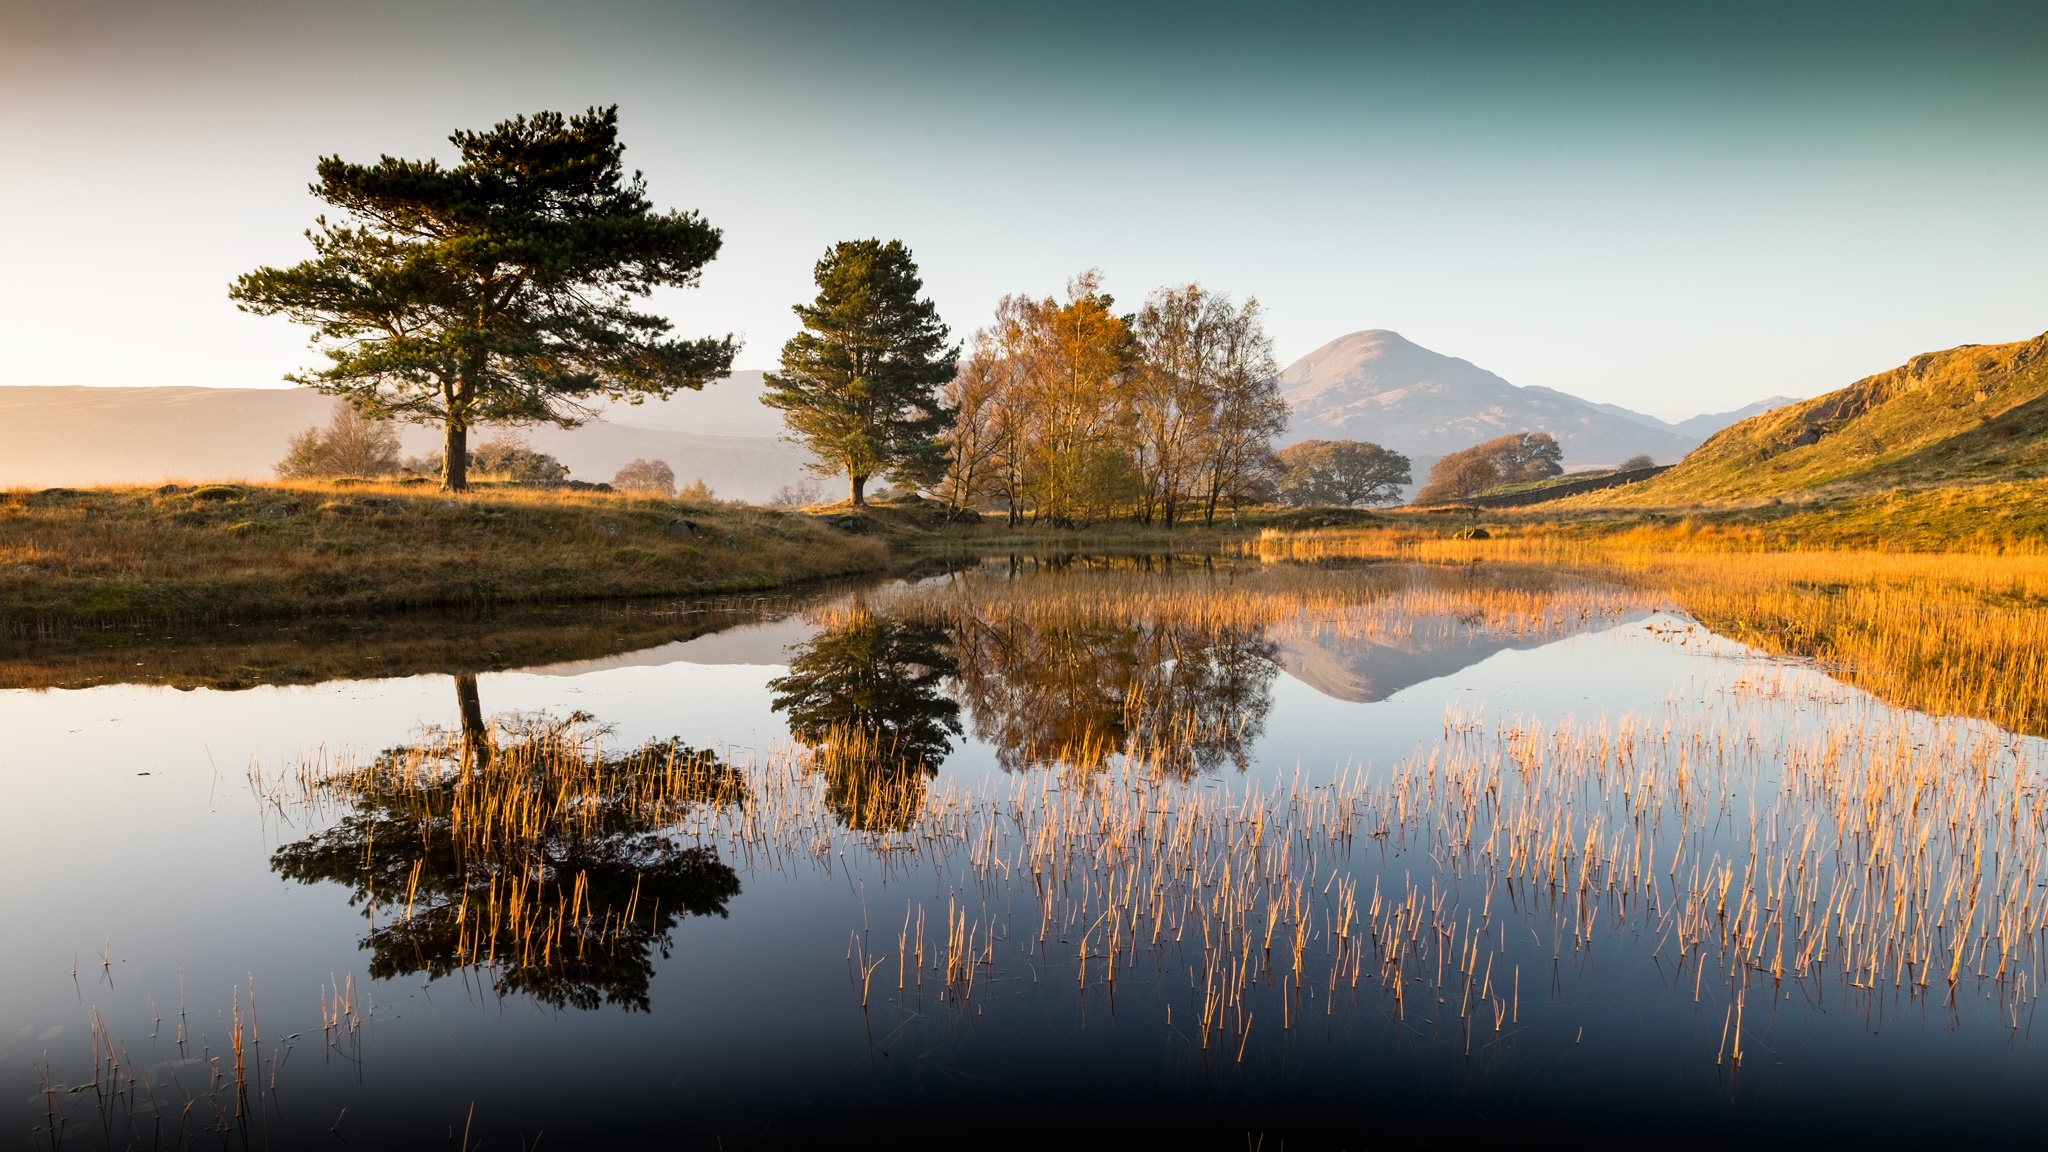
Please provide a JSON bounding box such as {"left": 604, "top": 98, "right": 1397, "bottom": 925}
{"left": 949, "top": 612, "right": 1276, "bottom": 774}
{"left": 272, "top": 692, "right": 745, "bottom": 1012}
{"left": 768, "top": 612, "right": 961, "bottom": 830}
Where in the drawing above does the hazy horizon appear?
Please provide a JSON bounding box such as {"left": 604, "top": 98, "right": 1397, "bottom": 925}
{"left": 5, "top": 0, "right": 2046, "bottom": 422}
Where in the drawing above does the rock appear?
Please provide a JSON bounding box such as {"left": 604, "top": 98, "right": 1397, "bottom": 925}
{"left": 257, "top": 504, "right": 294, "bottom": 519}
{"left": 154, "top": 483, "right": 188, "bottom": 496}
{"left": 723, "top": 533, "right": 740, "bottom": 550}
{"left": 665, "top": 519, "right": 698, "bottom": 538}
{"left": 597, "top": 521, "right": 620, "bottom": 536}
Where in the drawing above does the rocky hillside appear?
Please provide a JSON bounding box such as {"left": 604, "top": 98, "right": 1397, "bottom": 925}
{"left": 1278, "top": 330, "right": 1700, "bottom": 470}
{"left": 1579, "top": 332, "right": 2048, "bottom": 505}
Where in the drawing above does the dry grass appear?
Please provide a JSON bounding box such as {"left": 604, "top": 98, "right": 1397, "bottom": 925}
{"left": 0, "top": 481, "right": 886, "bottom": 633}
{"left": 1252, "top": 526, "right": 2048, "bottom": 737}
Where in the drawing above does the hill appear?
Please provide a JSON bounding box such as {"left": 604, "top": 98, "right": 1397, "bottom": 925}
{"left": 1580, "top": 332, "right": 2048, "bottom": 506}
{"left": 1277, "top": 330, "right": 1700, "bottom": 473}
{"left": 0, "top": 381, "right": 818, "bottom": 500}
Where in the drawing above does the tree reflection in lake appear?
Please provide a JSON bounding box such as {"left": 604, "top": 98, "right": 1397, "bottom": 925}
{"left": 272, "top": 682, "right": 745, "bottom": 1011}
{"left": 949, "top": 611, "right": 1276, "bottom": 775}
{"left": 773, "top": 577, "right": 1277, "bottom": 797}
{"left": 768, "top": 611, "right": 961, "bottom": 830}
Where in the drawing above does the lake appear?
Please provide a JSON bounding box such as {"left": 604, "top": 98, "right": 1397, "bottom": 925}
{"left": 4, "top": 555, "right": 2044, "bottom": 1149}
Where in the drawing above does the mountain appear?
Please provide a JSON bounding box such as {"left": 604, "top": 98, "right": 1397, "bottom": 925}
{"left": 1671, "top": 397, "right": 1801, "bottom": 439}
{"left": 1523, "top": 391, "right": 1800, "bottom": 440}
{"left": 1277, "top": 331, "right": 1700, "bottom": 471}
{"left": 591, "top": 370, "right": 787, "bottom": 439}
{"left": 0, "top": 382, "right": 819, "bottom": 501}
{"left": 1584, "top": 333, "right": 2048, "bottom": 505}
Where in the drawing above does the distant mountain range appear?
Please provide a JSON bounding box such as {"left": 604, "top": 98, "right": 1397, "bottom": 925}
{"left": 1, "top": 338, "right": 1800, "bottom": 496}
{"left": 0, "top": 379, "right": 816, "bottom": 501}
{"left": 1277, "top": 330, "right": 1794, "bottom": 473}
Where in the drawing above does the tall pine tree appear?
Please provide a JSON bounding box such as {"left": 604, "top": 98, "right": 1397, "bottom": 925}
{"left": 764, "top": 240, "right": 956, "bottom": 506}
{"left": 230, "top": 106, "right": 735, "bottom": 491}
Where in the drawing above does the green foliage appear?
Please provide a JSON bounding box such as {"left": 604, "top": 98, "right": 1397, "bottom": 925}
{"left": 230, "top": 106, "right": 735, "bottom": 490}
{"left": 276, "top": 401, "right": 403, "bottom": 479}
{"left": 1274, "top": 439, "right": 1412, "bottom": 507}
{"left": 763, "top": 240, "right": 957, "bottom": 506}
{"left": 1416, "top": 432, "right": 1563, "bottom": 503}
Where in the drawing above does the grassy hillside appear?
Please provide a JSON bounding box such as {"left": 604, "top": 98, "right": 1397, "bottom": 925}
{"left": 0, "top": 482, "right": 885, "bottom": 633}
{"left": 1578, "top": 331, "right": 2048, "bottom": 505}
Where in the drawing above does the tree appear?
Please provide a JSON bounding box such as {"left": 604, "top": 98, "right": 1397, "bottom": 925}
{"left": 763, "top": 240, "right": 957, "bottom": 507}
{"left": 1274, "top": 440, "right": 1412, "bottom": 507}
{"left": 1414, "top": 432, "right": 1563, "bottom": 503}
{"left": 612, "top": 458, "right": 676, "bottom": 494}
{"left": 1618, "top": 453, "right": 1657, "bottom": 472}
{"left": 276, "top": 400, "right": 403, "bottom": 479}
{"left": 1196, "top": 296, "right": 1288, "bottom": 523}
{"left": 230, "top": 106, "right": 736, "bottom": 492}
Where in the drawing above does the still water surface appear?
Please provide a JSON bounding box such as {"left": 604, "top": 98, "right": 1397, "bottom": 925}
{"left": 3, "top": 558, "right": 2042, "bottom": 1148}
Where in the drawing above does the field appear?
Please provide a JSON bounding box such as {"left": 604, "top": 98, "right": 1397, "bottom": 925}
{"left": 0, "top": 482, "right": 885, "bottom": 635}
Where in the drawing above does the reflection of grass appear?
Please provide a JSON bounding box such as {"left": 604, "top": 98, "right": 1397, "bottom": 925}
{"left": 269, "top": 714, "right": 747, "bottom": 1012}
{"left": 1255, "top": 527, "right": 2048, "bottom": 737}
{"left": 0, "top": 594, "right": 811, "bottom": 691}
{"left": 0, "top": 481, "right": 886, "bottom": 633}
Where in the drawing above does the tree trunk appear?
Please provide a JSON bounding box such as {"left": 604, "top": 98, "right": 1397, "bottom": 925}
{"left": 443, "top": 421, "right": 469, "bottom": 492}
{"left": 454, "top": 672, "right": 490, "bottom": 769}
{"left": 850, "top": 473, "right": 867, "bottom": 507}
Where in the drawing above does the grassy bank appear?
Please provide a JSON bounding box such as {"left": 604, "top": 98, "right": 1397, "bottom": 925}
{"left": 0, "top": 481, "right": 886, "bottom": 635}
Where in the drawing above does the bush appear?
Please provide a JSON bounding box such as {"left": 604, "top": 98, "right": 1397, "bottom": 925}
{"left": 402, "top": 433, "right": 570, "bottom": 483}
{"left": 612, "top": 458, "right": 677, "bottom": 495}
{"left": 1619, "top": 453, "right": 1657, "bottom": 472}
{"left": 276, "top": 402, "right": 402, "bottom": 479}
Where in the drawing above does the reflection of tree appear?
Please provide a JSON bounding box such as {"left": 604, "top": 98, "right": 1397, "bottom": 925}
{"left": 272, "top": 690, "right": 745, "bottom": 1012}
{"left": 948, "top": 611, "right": 1276, "bottom": 776}
{"left": 769, "top": 612, "right": 961, "bottom": 830}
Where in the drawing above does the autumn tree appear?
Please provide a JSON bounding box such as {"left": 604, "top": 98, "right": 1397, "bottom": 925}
{"left": 1274, "top": 439, "right": 1412, "bottom": 507}
{"left": 231, "top": 106, "right": 735, "bottom": 491}
{"left": 611, "top": 458, "right": 676, "bottom": 494}
{"left": 763, "top": 240, "right": 957, "bottom": 507}
{"left": 1618, "top": 452, "right": 1657, "bottom": 472}
{"left": 1414, "top": 431, "right": 1564, "bottom": 503}
{"left": 1195, "top": 296, "right": 1288, "bottom": 523}
{"left": 276, "top": 400, "right": 403, "bottom": 479}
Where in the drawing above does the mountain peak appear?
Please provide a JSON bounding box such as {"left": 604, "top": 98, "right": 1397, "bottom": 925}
{"left": 1277, "top": 330, "right": 1699, "bottom": 471}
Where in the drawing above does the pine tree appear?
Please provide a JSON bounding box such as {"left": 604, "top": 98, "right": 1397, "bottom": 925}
{"left": 763, "top": 240, "right": 957, "bottom": 506}
{"left": 230, "top": 106, "right": 735, "bottom": 491}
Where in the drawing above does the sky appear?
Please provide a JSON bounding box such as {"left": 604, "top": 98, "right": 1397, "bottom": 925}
{"left": 3, "top": 0, "right": 2047, "bottom": 421}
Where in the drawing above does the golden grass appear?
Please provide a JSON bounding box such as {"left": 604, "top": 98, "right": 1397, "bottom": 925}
{"left": 1253, "top": 527, "right": 2048, "bottom": 737}
{"left": 0, "top": 480, "right": 886, "bottom": 633}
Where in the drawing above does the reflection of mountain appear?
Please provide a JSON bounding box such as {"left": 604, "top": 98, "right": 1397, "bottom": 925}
{"left": 1273, "top": 630, "right": 1528, "bottom": 703}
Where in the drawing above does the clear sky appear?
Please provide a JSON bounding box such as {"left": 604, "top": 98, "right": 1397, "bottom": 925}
{"left": 3, "top": 0, "right": 2045, "bottom": 421}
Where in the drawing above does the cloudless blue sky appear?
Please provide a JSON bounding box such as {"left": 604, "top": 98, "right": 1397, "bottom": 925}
{"left": 3, "top": 0, "right": 2045, "bottom": 419}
